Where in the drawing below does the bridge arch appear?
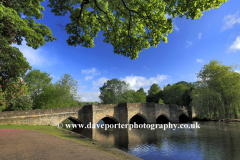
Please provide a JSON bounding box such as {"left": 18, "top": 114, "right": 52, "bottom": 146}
{"left": 156, "top": 114, "right": 171, "bottom": 124}
{"left": 179, "top": 113, "right": 189, "bottom": 123}
{"left": 96, "top": 116, "right": 119, "bottom": 124}
{"left": 129, "top": 113, "right": 148, "bottom": 124}
{"left": 57, "top": 116, "right": 83, "bottom": 125}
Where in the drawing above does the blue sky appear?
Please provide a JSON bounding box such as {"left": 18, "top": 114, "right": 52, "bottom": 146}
{"left": 14, "top": 0, "right": 240, "bottom": 102}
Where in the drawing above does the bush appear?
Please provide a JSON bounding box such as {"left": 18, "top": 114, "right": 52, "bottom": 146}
{"left": 158, "top": 99, "right": 164, "bottom": 104}
{"left": 5, "top": 95, "right": 33, "bottom": 111}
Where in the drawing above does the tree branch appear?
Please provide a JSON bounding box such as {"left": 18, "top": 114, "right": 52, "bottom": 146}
{"left": 121, "top": 0, "right": 138, "bottom": 14}
{"left": 128, "top": 11, "right": 131, "bottom": 51}
{"left": 96, "top": 11, "right": 112, "bottom": 42}
{"left": 120, "top": 0, "right": 150, "bottom": 32}
{"left": 135, "top": 1, "right": 158, "bottom": 26}
{"left": 73, "top": 0, "right": 90, "bottom": 33}
{"left": 114, "top": 5, "right": 128, "bottom": 17}
{"left": 93, "top": 0, "right": 113, "bottom": 29}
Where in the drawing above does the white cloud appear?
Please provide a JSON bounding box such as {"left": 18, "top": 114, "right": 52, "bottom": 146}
{"left": 81, "top": 68, "right": 101, "bottom": 81}
{"left": 78, "top": 91, "right": 100, "bottom": 102}
{"left": 174, "top": 24, "right": 179, "bottom": 31}
{"left": 187, "top": 72, "right": 199, "bottom": 82}
{"left": 228, "top": 35, "right": 240, "bottom": 52}
{"left": 91, "top": 86, "right": 99, "bottom": 90}
{"left": 235, "top": 70, "right": 240, "bottom": 73}
{"left": 50, "top": 75, "right": 57, "bottom": 83}
{"left": 186, "top": 41, "right": 192, "bottom": 48}
{"left": 79, "top": 85, "right": 87, "bottom": 90}
{"left": 144, "top": 88, "right": 149, "bottom": 94}
{"left": 81, "top": 75, "right": 169, "bottom": 101}
{"left": 92, "top": 77, "right": 109, "bottom": 86}
{"left": 81, "top": 68, "right": 100, "bottom": 75}
{"left": 85, "top": 76, "right": 93, "bottom": 81}
{"left": 120, "top": 74, "right": 168, "bottom": 91}
{"left": 143, "top": 66, "right": 149, "bottom": 69}
{"left": 196, "top": 59, "right": 204, "bottom": 63}
{"left": 198, "top": 33, "right": 202, "bottom": 39}
{"left": 222, "top": 12, "right": 240, "bottom": 31}
{"left": 12, "top": 38, "right": 55, "bottom": 67}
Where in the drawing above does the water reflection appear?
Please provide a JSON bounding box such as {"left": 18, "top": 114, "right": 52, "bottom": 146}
{"left": 71, "top": 122, "right": 240, "bottom": 160}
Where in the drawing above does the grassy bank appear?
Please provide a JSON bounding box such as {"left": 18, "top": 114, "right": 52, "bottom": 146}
{"left": 79, "top": 102, "right": 99, "bottom": 106}
{"left": 0, "top": 125, "right": 139, "bottom": 160}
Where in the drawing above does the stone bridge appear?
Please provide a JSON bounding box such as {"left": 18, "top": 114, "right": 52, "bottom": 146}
{"left": 0, "top": 103, "right": 195, "bottom": 126}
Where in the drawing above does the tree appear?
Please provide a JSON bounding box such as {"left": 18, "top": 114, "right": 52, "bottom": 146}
{"left": 181, "top": 82, "right": 196, "bottom": 106}
{"left": 158, "top": 99, "right": 164, "bottom": 104}
{"left": 146, "top": 83, "right": 161, "bottom": 102}
{"left": 99, "top": 88, "right": 116, "bottom": 104}
{"left": 170, "top": 84, "right": 187, "bottom": 105}
{"left": 118, "top": 89, "right": 135, "bottom": 103}
{"left": 4, "top": 95, "right": 33, "bottom": 111}
{"left": 48, "top": 0, "right": 228, "bottom": 60}
{"left": 33, "top": 74, "right": 79, "bottom": 109}
{"left": 1, "top": 1, "right": 57, "bottom": 49}
{"left": 191, "top": 60, "right": 240, "bottom": 119}
{"left": 54, "top": 74, "right": 79, "bottom": 107}
{"left": 152, "top": 90, "right": 165, "bottom": 103}
{"left": 3, "top": 84, "right": 33, "bottom": 111}
{"left": 0, "top": 9, "right": 28, "bottom": 110}
{"left": 191, "top": 82, "right": 223, "bottom": 119}
{"left": 33, "top": 83, "right": 58, "bottom": 109}
{"left": 162, "top": 83, "right": 187, "bottom": 105}
{"left": 175, "top": 81, "right": 189, "bottom": 87}
{"left": 0, "top": 1, "right": 57, "bottom": 111}
{"left": 133, "top": 87, "right": 147, "bottom": 103}
{"left": 99, "top": 78, "right": 133, "bottom": 104}
{"left": 23, "top": 69, "right": 53, "bottom": 99}
{"left": 148, "top": 83, "right": 161, "bottom": 96}
{"left": 1, "top": 0, "right": 229, "bottom": 108}
{"left": 0, "top": 32, "right": 31, "bottom": 110}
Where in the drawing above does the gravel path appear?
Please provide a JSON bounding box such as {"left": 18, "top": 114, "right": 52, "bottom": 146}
{"left": 0, "top": 129, "right": 121, "bottom": 160}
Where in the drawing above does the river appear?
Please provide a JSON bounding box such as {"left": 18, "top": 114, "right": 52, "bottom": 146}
{"left": 71, "top": 121, "right": 240, "bottom": 160}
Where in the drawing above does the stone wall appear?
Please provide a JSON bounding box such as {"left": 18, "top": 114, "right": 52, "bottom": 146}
{"left": 0, "top": 106, "right": 83, "bottom": 126}
{"left": 127, "top": 103, "right": 150, "bottom": 123}
{"left": 93, "top": 103, "right": 120, "bottom": 125}
{"left": 155, "top": 104, "right": 171, "bottom": 121}
{"left": 78, "top": 105, "right": 93, "bottom": 125}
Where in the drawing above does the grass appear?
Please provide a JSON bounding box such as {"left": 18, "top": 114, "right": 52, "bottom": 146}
{"left": 79, "top": 102, "right": 99, "bottom": 106}
{"left": 0, "top": 125, "right": 136, "bottom": 160}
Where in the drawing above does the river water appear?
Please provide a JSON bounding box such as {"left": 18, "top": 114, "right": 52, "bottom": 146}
{"left": 71, "top": 121, "right": 240, "bottom": 160}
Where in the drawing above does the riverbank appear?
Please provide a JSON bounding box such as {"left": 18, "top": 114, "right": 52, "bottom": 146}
{"left": 193, "top": 118, "right": 240, "bottom": 122}
{"left": 0, "top": 125, "right": 142, "bottom": 160}
{"left": 211, "top": 119, "right": 240, "bottom": 122}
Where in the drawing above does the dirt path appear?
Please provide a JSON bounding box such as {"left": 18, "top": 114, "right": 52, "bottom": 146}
{"left": 0, "top": 129, "right": 138, "bottom": 160}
